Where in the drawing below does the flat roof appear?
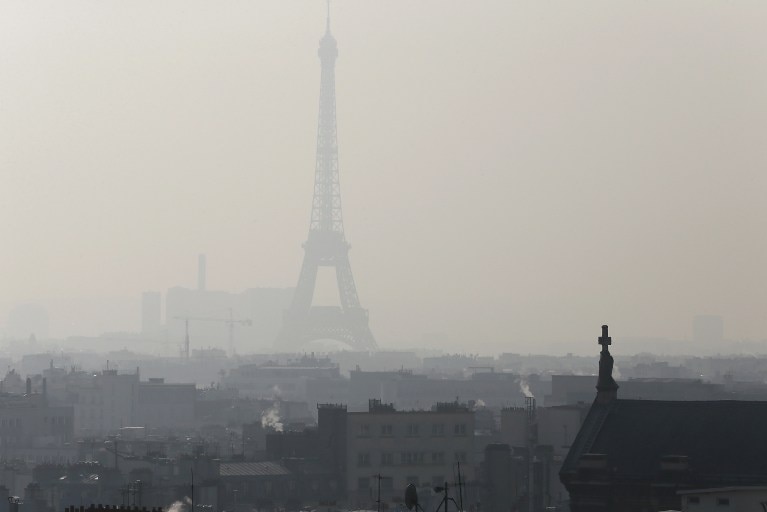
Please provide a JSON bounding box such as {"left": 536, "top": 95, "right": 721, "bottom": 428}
{"left": 679, "top": 486, "right": 767, "bottom": 495}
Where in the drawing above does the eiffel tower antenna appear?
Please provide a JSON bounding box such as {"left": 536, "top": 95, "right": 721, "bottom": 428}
{"left": 276, "top": 8, "right": 377, "bottom": 351}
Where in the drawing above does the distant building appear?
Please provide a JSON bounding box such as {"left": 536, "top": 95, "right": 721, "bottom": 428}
{"left": 545, "top": 374, "right": 730, "bottom": 406}
{"left": 135, "top": 378, "right": 196, "bottom": 431}
{"left": 348, "top": 368, "right": 534, "bottom": 411}
{"left": 165, "top": 286, "right": 293, "bottom": 352}
{"left": 500, "top": 402, "right": 588, "bottom": 507}
{"left": 224, "top": 355, "right": 340, "bottom": 401}
{"left": 67, "top": 370, "right": 197, "bottom": 436}
{"left": 70, "top": 370, "right": 139, "bottom": 437}
{"left": 0, "top": 391, "right": 74, "bottom": 464}
{"left": 560, "top": 325, "right": 767, "bottom": 512}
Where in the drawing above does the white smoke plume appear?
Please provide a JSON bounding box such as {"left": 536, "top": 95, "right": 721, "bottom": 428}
{"left": 167, "top": 497, "right": 191, "bottom": 512}
{"left": 261, "top": 401, "right": 283, "bottom": 432}
{"left": 473, "top": 399, "right": 486, "bottom": 409}
{"left": 518, "top": 377, "right": 534, "bottom": 399}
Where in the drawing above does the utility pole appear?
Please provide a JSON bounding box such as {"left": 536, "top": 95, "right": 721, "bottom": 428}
{"left": 374, "top": 474, "right": 383, "bottom": 512}
{"left": 457, "top": 461, "right": 464, "bottom": 511}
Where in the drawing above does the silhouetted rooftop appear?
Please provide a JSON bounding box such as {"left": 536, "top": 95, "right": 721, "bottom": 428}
{"left": 562, "top": 399, "right": 767, "bottom": 483}
{"left": 219, "top": 461, "right": 291, "bottom": 477}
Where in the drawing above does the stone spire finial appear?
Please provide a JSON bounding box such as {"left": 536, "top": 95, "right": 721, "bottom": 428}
{"left": 599, "top": 324, "right": 611, "bottom": 350}
{"left": 596, "top": 324, "right": 619, "bottom": 403}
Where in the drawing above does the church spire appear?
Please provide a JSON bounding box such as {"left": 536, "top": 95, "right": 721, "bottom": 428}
{"left": 596, "top": 324, "right": 619, "bottom": 403}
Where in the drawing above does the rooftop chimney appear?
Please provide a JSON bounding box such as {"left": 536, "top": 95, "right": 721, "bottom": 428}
{"left": 198, "top": 254, "right": 206, "bottom": 291}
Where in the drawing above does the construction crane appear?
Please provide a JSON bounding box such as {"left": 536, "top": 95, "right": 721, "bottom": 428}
{"left": 174, "top": 309, "right": 251, "bottom": 358}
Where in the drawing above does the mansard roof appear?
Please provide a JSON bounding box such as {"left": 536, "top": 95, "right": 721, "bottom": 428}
{"left": 561, "top": 398, "right": 767, "bottom": 483}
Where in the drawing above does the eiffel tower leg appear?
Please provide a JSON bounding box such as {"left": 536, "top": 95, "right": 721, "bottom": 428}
{"left": 292, "top": 252, "right": 319, "bottom": 314}
{"left": 335, "top": 255, "right": 361, "bottom": 310}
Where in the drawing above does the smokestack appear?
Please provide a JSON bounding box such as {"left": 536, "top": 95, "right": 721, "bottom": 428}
{"left": 25, "top": 377, "right": 31, "bottom": 395}
{"left": 42, "top": 378, "right": 47, "bottom": 400}
{"left": 198, "top": 254, "right": 206, "bottom": 291}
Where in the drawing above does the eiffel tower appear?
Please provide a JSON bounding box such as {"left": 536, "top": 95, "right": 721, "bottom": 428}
{"left": 277, "top": 8, "right": 377, "bottom": 351}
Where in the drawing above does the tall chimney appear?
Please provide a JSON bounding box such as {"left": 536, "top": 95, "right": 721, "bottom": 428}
{"left": 42, "top": 378, "right": 47, "bottom": 400}
{"left": 25, "top": 377, "right": 31, "bottom": 395}
{"left": 198, "top": 254, "right": 206, "bottom": 291}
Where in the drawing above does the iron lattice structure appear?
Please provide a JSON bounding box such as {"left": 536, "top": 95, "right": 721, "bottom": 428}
{"left": 277, "top": 15, "right": 377, "bottom": 351}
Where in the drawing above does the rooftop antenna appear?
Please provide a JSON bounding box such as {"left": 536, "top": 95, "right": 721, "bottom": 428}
{"left": 326, "top": 0, "right": 331, "bottom": 33}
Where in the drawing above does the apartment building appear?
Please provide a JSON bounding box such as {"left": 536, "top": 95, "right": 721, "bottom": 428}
{"left": 345, "top": 400, "right": 475, "bottom": 506}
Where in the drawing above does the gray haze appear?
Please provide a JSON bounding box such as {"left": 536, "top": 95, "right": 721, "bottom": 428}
{"left": 1, "top": 1, "right": 766, "bottom": 353}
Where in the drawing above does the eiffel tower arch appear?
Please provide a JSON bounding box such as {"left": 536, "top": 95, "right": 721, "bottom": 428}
{"left": 276, "top": 10, "right": 377, "bottom": 351}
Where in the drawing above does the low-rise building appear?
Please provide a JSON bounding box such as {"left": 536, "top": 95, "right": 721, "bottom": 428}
{"left": 679, "top": 486, "right": 767, "bottom": 511}
{"left": 0, "top": 392, "right": 74, "bottom": 463}
{"left": 345, "top": 399, "right": 475, "bottom": 508}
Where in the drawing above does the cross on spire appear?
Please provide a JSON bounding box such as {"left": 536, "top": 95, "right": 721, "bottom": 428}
{"left": 598, "top": 324, "right": 611, "bottom": 350}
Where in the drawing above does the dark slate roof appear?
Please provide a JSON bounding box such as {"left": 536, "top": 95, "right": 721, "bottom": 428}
{"left": 561, "top": 399, "right": 767, "bottom": 481}
{"left": 219, "top": 461, "right": 292, "bottom": 477}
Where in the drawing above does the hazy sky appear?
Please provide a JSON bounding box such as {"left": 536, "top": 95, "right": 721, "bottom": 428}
{"left": 1, "top": 1, "right": 766, "bottom": 352}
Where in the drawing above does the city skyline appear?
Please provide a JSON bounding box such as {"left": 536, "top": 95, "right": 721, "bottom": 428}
{"left": 1, "top": 2, "right": 766, "bottom": 352}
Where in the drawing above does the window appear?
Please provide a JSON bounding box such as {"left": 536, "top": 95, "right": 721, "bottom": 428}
{"left": 454, "top": 451, "right": 467, "bottom": 463}
{"left": 358, "top": 424, "right": 371, "bottom": 437}
{"left": 406, "top": 424, "right": 420, "bottom": 437}
{"left": 358, "top": 477, "right": 370, "bottom": 490}
{"left": 401, "top": 452, "right": 424, "bottom": 465}
{"left": 454, "top": 423, "right": 467, "bottom": 436}
{"left": 431, "top": 423, "right": 445, "bottom": 437}
{"left": 716, "top": 498, "right": 730, "bottom": 506}
{"left": 357, "top": 452, "right": 371, "bottom": 467}
{"left": 380, "top": 424, "right": 393, "bottom": 437}
{"left": 687, "top": 496, "right": 700, "bottom": 505}
{"left": 381, "top": 477, "right": 393, "bottom": 490}
{"left": 381, "top": 452, "right": 394, "bottom": 466}
{"left": 431, "top": 452, "right": 445, "bottom": 465}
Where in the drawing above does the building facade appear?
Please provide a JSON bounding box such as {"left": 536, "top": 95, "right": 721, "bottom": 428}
{"left": 346, "top": 400, "right": 475, "bottom": 507}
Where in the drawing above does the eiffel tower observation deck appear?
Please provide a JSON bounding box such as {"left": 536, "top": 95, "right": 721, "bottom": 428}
{"left": 276, "top": 7, "right": 377, "bottom": 351}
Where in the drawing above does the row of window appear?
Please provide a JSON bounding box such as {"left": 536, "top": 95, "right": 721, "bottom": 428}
{"left": 357, "top": 451, "right": 468, "bottom": 467}
{"left": 358, "top": 475, "right": 447, "bottom": 490}
{"left": 1, "top": 417, "right": 69, "bottom": 427}
{"left": 687, "top": 496, "right": 730, "bottom": 506}
{"left": 0, "top": 419, "right": 21, "bottom": 428}
{"left": 357, "top": 423, "right": 468, "bottom": 438}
